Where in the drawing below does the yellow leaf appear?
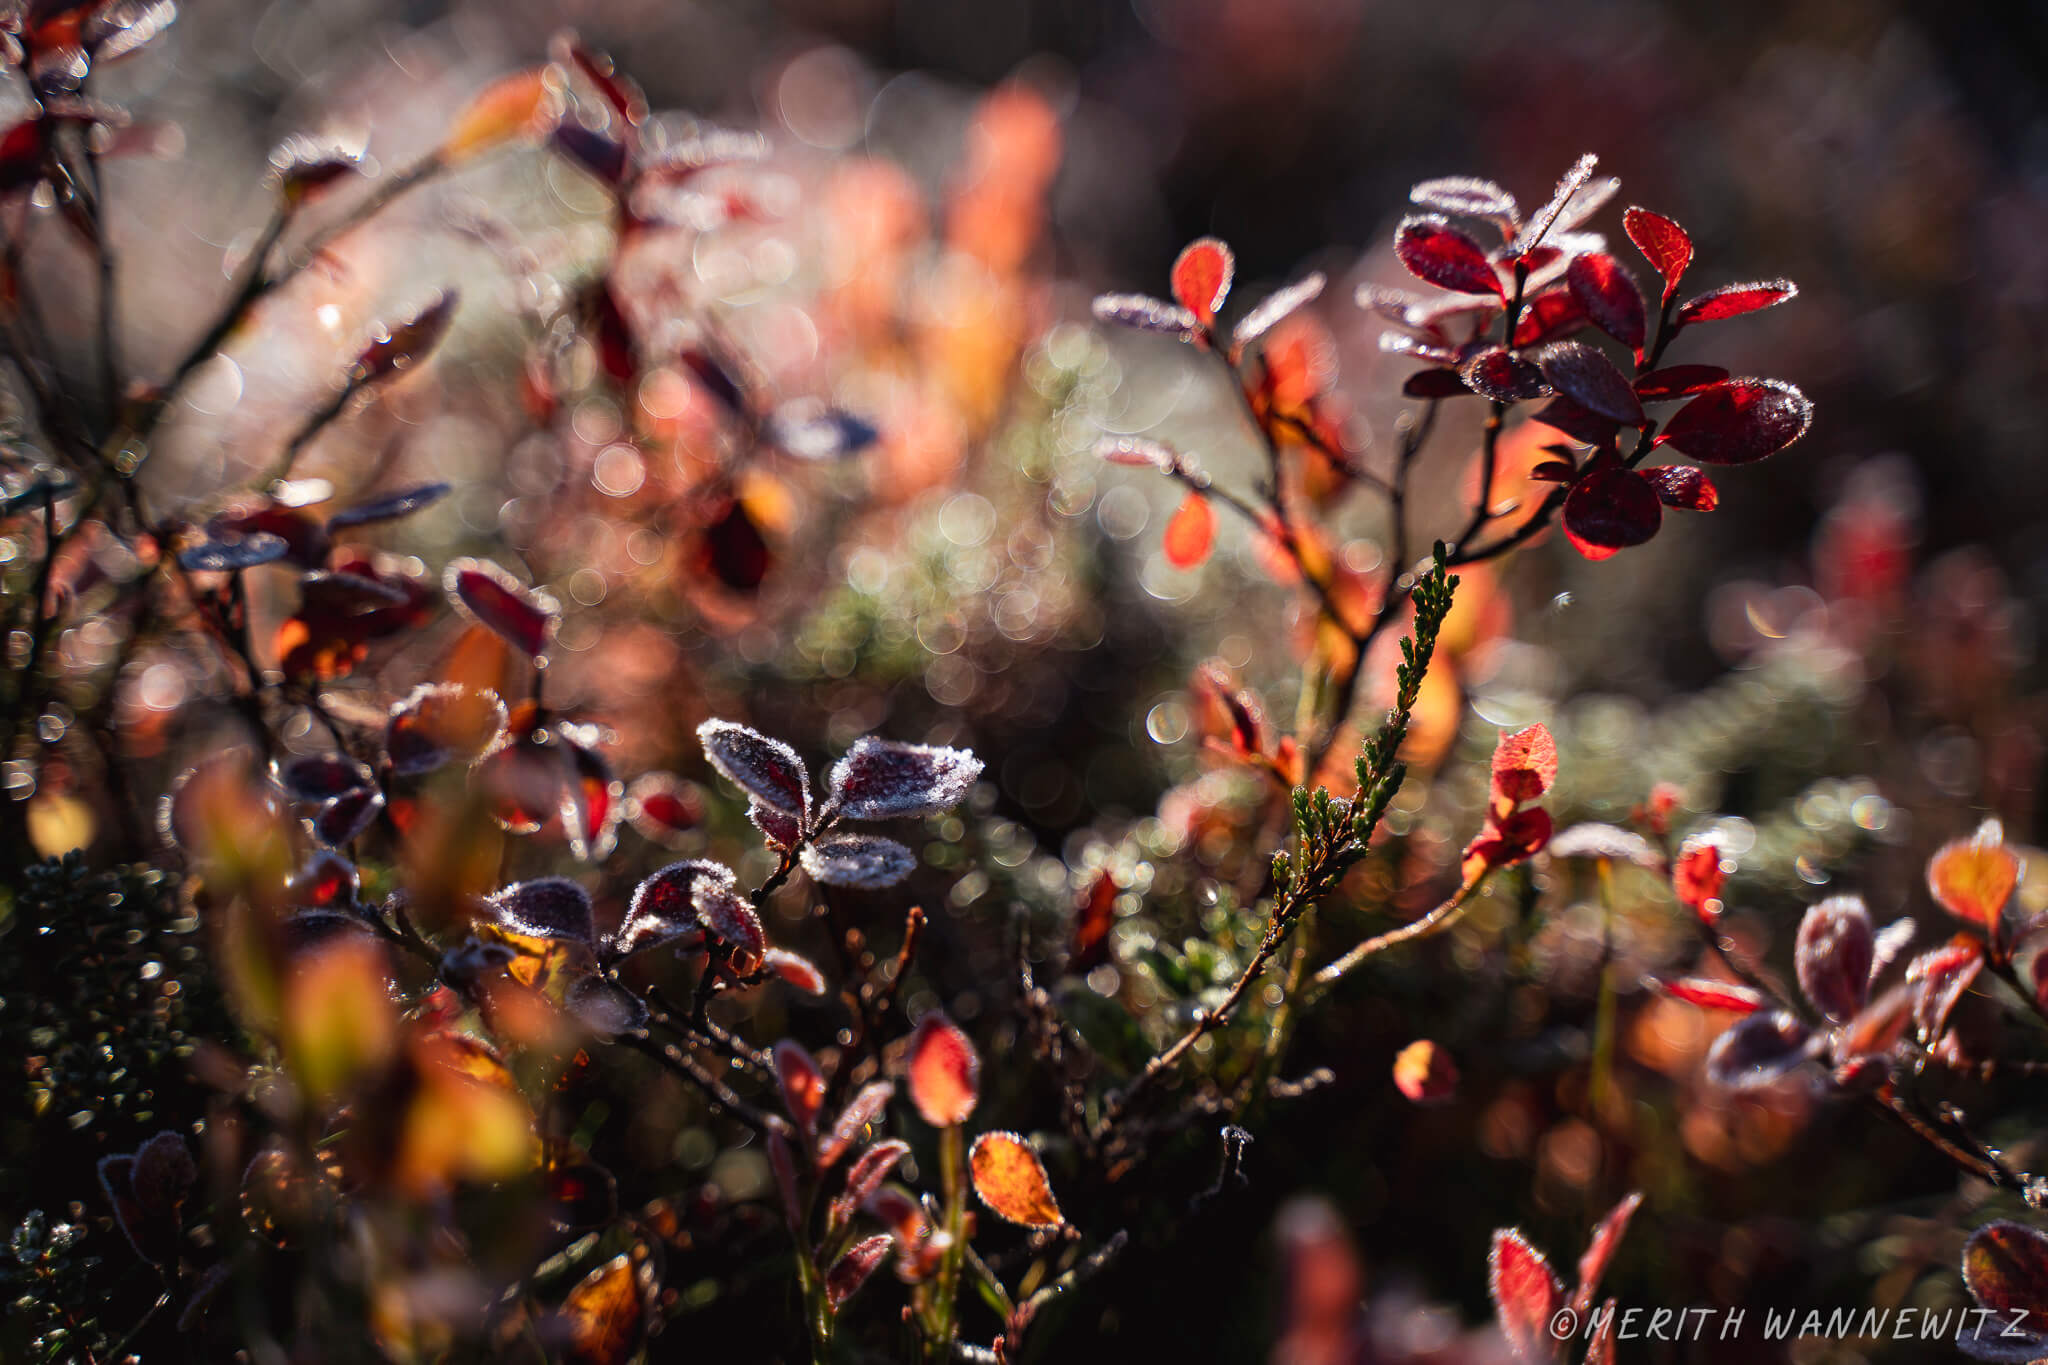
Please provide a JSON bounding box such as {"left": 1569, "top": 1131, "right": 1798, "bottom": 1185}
{"left": 282, "top": 937, "right": 398, "bottom": 1105}
{"left": 969, "top": 1131, "right": 1062, "bottom": 1227}
{"left": 554, "top": 1243, "right": 656, "bottom": 1365}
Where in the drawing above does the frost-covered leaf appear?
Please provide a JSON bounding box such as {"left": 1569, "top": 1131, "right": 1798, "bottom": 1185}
{"left": 1795, "top": 895, "right": 1874, "bottom": 1024}
{"left": 1509, "top": 153, "right": 1598, "bottom": 258}
{"left": 328, "top": 482, "right": 450, "bottom": 530}
{"left": 1657, "top": 379, "right": 1812, "bottom": 465}
{"left": 312, "top": 786, "right": 383, "bottom": 848}
{"left": 1572, "top": 1192, "right": 1642, "bottom": 1315}
{"left": 970, "top": 1131, "right": 1063, "bottom": 1227}
{"left": 1394, "top": 215, "right": 1504, "bottom": 297}
{"left": 698, "top": 719, "right": 810, "bottom": 820}
{"left": 1488, "top": 1228, "right": 1564, "bottom": 1361}
{"left": 827, "top": 736, "right": 983, "bottom": 822}
{"left": 484, "top": 877, "right": 594, "bottom": 945}
{"left": 763, "top": 948, "right": 827, "bottom": 995}
{"left": 1703, "top": 1010, "right": 1817, "bottom": 1090}
{"left": 1170, "top": 237, "right": 1234, "bottom": 325}
{"left": 826, "top": 1234, "right": 893, "bottom": 1309}
{"left": 1565, "top": 252, "right": 1645, "bottom": 351}
{"left": 566, "top": 975, "right": 647, "bottom": 1039}
{"left": 609, "top": 860, "right": 727, "bottom": 959}
{"left": 386, "top": 683, "right": 506, "bottom": 777}
{"left": 1231, "top": 272, "right": 1325, "bottom": 351}
{"left": 819, "top": 1081, "right": 894, "bottom": 1170}
{"left": 1091, "top": 292, "right": 1197, "bottom": 337}
{"left": 692, "top": 873, "right": 765, "bottom": 957}
{"left": 1545, "top": 823, "right": 1656, "bottom": 865}
{"left": 1410, "top": 175, "right": 1518, "bottom": 226}
{"left": 179, "top": 532, "right": 289, "bottom": 572}
{"left": 1676, "top": 279, "right": 1798, "bottom": 327}
{"left": 1928, "top": 819, "right": 2022, "bottom": 933}
{"left": 1907, "top": 942, "right": 1984, "bottom": 1044}
{"left": 1537, "top": 340, "right": 1642, "bottom": 424}
{"left": 801, "top": 834, "right": 916, "bottom": 889}
{"left": 749, "top": 801, "right": 803, "bottom": 849}
{"left": 1622, "top": 207, "right": 1692, "bottom": 303}
{"left": 1638, "top": 465, "right": 1718, "bottom": 511}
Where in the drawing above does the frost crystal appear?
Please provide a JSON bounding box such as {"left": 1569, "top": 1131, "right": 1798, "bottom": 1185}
{"left": 826, "top": 737, "right": 983, "bottom": 822}
{"left": 611, "top": 860, "right": 729, "bottom": 959}
{"left": 484, "top": 877, "right": 594, "bottom": 944}
{"left": 691, "top": 873, "right": 765, "bottom": 955}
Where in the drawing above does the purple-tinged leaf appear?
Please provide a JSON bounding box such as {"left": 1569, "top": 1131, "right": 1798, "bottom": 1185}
{"left": 693, "top": 876, "right": 765, "bottom": 958}
{"left": 1956, "top": 1315, "right": 2048, "bottom": 1364}
{"left": 355, "top": 291, "right": 457, "bottom": 385}
{"left": 1091, "top": 292, "right": 1197, "bottom": 337}
{"left": 1562, "top": 460, "right": 1660, "bottom": 561}
{"left": 1676, "top": 279, "right": 1798, "bottom": 327}
{"left": 749, "top": 801, "right": 803, "bottom": 849}
{"left": 179, "top": 532, "right": 289, "bottom": 573}
{"left": 1658, "top": 379, "right": 1812, "bottom": 465}
{"left": 551, "top": 123, "right": 628, "bottom": 184}
{"left": 697, "top": 719, "right": 810, "bottom": 821}
{"left": 1410, "top": 175, "right": 1518, "bottom": 227}
{"left": 1394, "top": 215, "right": 1504, "bottom": 297}
{"left": 484, "top": 877, "right": 594, "bottom": 944}
{"left": 1537, "top": 340, "right": 1643, "bottom": 424}
{"left": 1565, "top": 253, "right": 1646, "bottom": 351}
{"left": 443, "top": 558, "right": 559, "bottom": 660}
{"left": 1907, "top": 942, "right": 1984, "bottom": 1044}
{"left": 1231, "top": 272, "right": 1326, "bottom": 352}
{"left": 566, "top": 975, "right": 646, "bottom": 1038}
{"left": 1796, "top": 895, "right": 1875, "bottom": 1023}
{"left": 826, "top": 736, "right": 983, "bottom": 822}
{"left": 275, "top": 753, "right": 373, "bottom": 803}
{"left": 833, "top": 1139, "right": 911, "bottom": 1228}
{"left": 611, "top": 860, "right": 728, "bottom": 959}
{"left": 1633, "top": 365, "right": 1728, "bottom": 401}
{"left": 312, "top": 786, "right": 383, "bottom": 848}
{"left": 1962, "top": 1220, "right": 2048, "bottom": 1319}
{"left": 329, "top": 482, "right": 450, "bottom": 530}
{"left": 1639, "top": 465, "right": 1718, "bottom": 511}
{"left": 801, "top": 834, "right": 917, "bottom": 889}
{"left": 1458, "top": 347, "right": 1551, "bottom": 403}
{"left": 826, "top": 1234, "right": 893, "bottom": 1309}
{"left": 1488, "top": 1228, "right": 1565, "bottom": 1362}
{"left": 1703, "top": 1010, "right": 1818, "bottom": 1090}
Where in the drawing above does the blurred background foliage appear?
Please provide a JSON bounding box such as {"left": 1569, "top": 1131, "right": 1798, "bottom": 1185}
{"left": 5, "top": 0, "right": 2048, "bottom": 1361}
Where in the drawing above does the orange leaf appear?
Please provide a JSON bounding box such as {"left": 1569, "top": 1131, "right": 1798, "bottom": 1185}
{"left": 1391, "top": 1039, "right": 1458, "bottom": 1104}
{"left": 1928, "top": 819, "right": 2021, "bottom": 933}
{"left": 554, "top": 1243, "right": 656, "bottom": 1365}
{"left": 1162, "top": 492, "right": 1215, "bottom": 570}
{"left": 969, "top": 1131, "right": 1063, "bottom": 1227}
{"left": 440, "top": 68, "right": 559, "bottom": 165}
{"left": 1490, "top": 723, "right": 1558, "bottom": 802}
{"left": 906, "top": 1012, "right": 980, "bottom": 1128}
{"left": 1170, "top": 237, "right": 1234, "bottom": 326}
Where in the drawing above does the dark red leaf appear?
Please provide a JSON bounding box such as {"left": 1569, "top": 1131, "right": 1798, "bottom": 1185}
{"left": 826, "top": 1234, "right": 893, "bottom": 1309}
{"left": 444, "top": 558, "right": 559, "bottom": 659}
{"left": 312, "top": 786, "right": 384, "bottom": 848}
{"left": 1528, "top": 459, "right": 1576, "bottom": 482}
{"left": 1530, "top": 397, "right": 1621, "bottom": 447}
{"left": 774, "top": 1039, "right": 827, "bottom": 1138}
{"left": 1703, "top": 1010, "right": 1817, "bottom": 1090}
{"left": 818, "top": 1081, "right": 894, "bottom": 1170}
{"left": 1907, "top": 942, "right": 1984, "bottom": 1044}
{"left": 612, "top": 860, "right": 727, "bottom": 960}
{"left": 1071, "top": 870, "right": 1117, "bottom": 973}
{"left": 1658, "top": 379, "right": 1812, "bottom": 465}
{"left": 1562, "top": 461, "right": 1660, "bottom": 561}
{"left": 1402, "top": 367, "right": 1470, "bottom": 399}
{"left": 1639, "top": 465, "right": 1718, "bottom": 511}
{"left": 697, "top": 494, "right": 772, "bottom": 591}
{"left": 484, "top": 877, "right": 595, "bottom": 945}
{"left": 1565, "top": 252, "right": 1646, "bottom": 351}
{"left": 1795, "top": 895, "right": 1875, "bottom": 1023}
{"left": 354, "top": 291, "right": 458, "bottom": 385}
{"left": 1488, "top": 1229, "right": 1564, "bottom": 1362}
{"left": 624, "top": 772, "right": 705, "bottom": 847}
{"left": 1633, "top": 365, "right": 1728, "bottom": 400}
{"left": 1510, "top": 285, "right": 1590, "bottom": 348}
{"left": 1962, "top": 1221, "right": 2048, "bottom": 1319}
{"left": 697, "top": 719, "right": 810, "bottom": 819}
{"left": 1676, "top": 279, "right": 1798, "bottom": 327}
{"left": 1394, "top": 215, "right": 1504, "bottom": 298}
{"left": 1673, "top": 837, "right": 1726, "bottom": 920}
{"left": 1170, "top": 237, "right": 1234, "bottom": 325}
{"left": 826, "top": 736, "right": 983, "bottom": 822}
{"left": 1537, "top": 341, "right": 1643, "bottom": 424}
{"left": 1622, "top": 207, "right": 1692, "bottom": 304}
{"left": 276, "top": 753, "right": 373, "bottom": 803}
{"left": 1458, "top": 346, "right": 1551, "bottom": 403}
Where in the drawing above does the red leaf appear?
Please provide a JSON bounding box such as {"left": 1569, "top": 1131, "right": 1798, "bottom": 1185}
{"left": 906, "top": 1012, "right": 981, "bottom": 1128}
{"left": 1962, "top": 1221, "right": 2048, "bottom": 1318}
{"left": 1394, "top": 215, "right": 1505, "bottom": 298}
{"left": 1634, "top": 364, "right": 1728, "bottom": 400}
{"left": 387, "top": 683, "right": 507, "bottom": 777}
{"left": 1071, "top": 870, "right": 1118, "bottom": 973}
{"left": 1162, "top": 491, "right": 1216, "bottom": 569}
{"left": 1491, "top": 724, "right": 1559, "bottom": 801}
{"left": 763, "top": 948, "right": 827, "bottom": 995}
{"left": 1170, "top": 237, "right": 1235, "bottom": 326}
{"left": 826, "top": 1234, "right": 893, "bottom": 1309}
{"left": 354, "top": 291, "right": 458, "bottom": 385}
{"left": 819, "top": 1081, "right": 894, "bottom": 1170}
{"left": 697, "top": 495, "right": 772, "bottom": 591}
{"left": 624, "top": 772, "right": 705, "bottom": 846}
{"left": 444, "top": 559, "right": 559, "bottom": 660}
{"left": 1658, "top": 379, "right": 1812, "bottom": 465}
{"left": 774, "top": 1039, "right": 826, "bottom": 1139}
{"left": 1537, "top": 341, "right": 1643, "bottom": 424}
{"left": 1459, "top": 346, "right": 1550, "bottom": 403}
{"left": 827, "top": 737, "right": 983, "bottom": 822}
{"left": 1488, "top": 1229, "right": 1565, "bottom": 1362}
{"left": 1573, "top": 1192, "right": 1642, "bottom": 1315}
{"left": 1795, "top": 895, "right": 1875, "bottom": 1023}
{"left": 1648, "top": 977, "right": 1765, "bottom": 1014}
{"left": 1672, "top": 837, "right": 1726, "bottom": 920}
{"left": 1676, "top": 279, "right": 1798, "bottom": 327}
{"left": 1622, "top": 207, "right": 1692, "bottom": 304}
{"left": 1391, "top": 1039, "right": 1458, "bottom": 1104}
{"left": 697, "top": 719, "right": 810, "bottom": 819}
{"left": 1565, "top": 253, "right": 1646, "bottom": 351}
{"left": 1510, "top": 286, "right": 1591, "bottom": 348}
{"left": 1907, "top": 942, "right": 1984, "bottom": 1044}
{"left": 1639, "top": 465, "right": 1718, "bottom": 511}
{"left": 969, "top": 1131, "right": 1064, "bottom": 1227}
{"left": 1510, "top": 153, "right": 1599, "bottom": 259}
{"left": 1402, "top": 367, "right": 1471, "bottom": 399}
{"left": 1530, "top": 396, "right": 1620, "bottom": 447}
{"left": 1562, "top": 461, "right": 1660, "bottom": 561}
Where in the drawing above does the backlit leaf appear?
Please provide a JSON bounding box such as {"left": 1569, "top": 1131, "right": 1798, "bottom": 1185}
{"left": 763, "top": 948, "right": 827, "bottom": 995}
{"left": 1962, "top": 1221, "right": 2048, "bottom": 1319}
{"left": 1928, "top": 819, "right": 2022, "bottom": 933}
{"left": 1647, "top": 977, "right": 1764, "bottom": 1014}
{"left": 484, "top": 877, "right": 595, "bottom": 945}
{"left": 1565, "top": 252, "right": 1645, "bottom": 351}
{"left": 1459, "top": 346, "right": 1550, "bottom": 402}
{"left": 1509, "top": 153, "right": 1598, "bottom": 258}
{"left": 1907, "top": 942, "right": 1984, "bottom": 1044}
{"left": 1491, "top": 724, "right": 1558, "bottom": 802}
{"left": 800, "top": 833, "right": 917, "bottom": 889}
{"left": 1563, "top": 461, "right": 1659, "bottom": 561}
{"left": 775, "top": 1039, "right": 827, "bottom": 1137}
{"left": 444, "top": 558, "right": 559, "bottom": 659}
{"left": 1231, "top": 272, "right": 1325, "bottom": 352}
{"left": 1410, "top": 175, "right": 1518, "bottom": 226}
{"left": 1091, "top": 292, "right": 1197, "bottom": 337}
{"left": 1639, "top": 465, "right": 1718, "bottom": 511}
{"left": 827, "top": 736, "right": 984, "bottom": 822}
{"left": 1622, "top": 207, "right": 1692, "bottom": 303}
{"left": 907, "top": 1011, "right": 980, "bottom": 1127}
{"left": 554, "top": 1244, "right": 656, "bottom": 1365}
{"left": 1391, "top": 1039, "right": 1458, "bottom": 1104}
{"left": 1658, "top": 378, "right": 1812, "bottom": 465}
{"left": 1676, "top": 279, "right": 1798, "bottom": 327}
{"left": 1170, "top": 237, "right": 1234, "bottom": 325}
{"left": 1703, "top": 1010, "right": 1816, "bottom": 1090}
{"left": 355, "top": 291, "right": 458, "bottom": 385}
{"left": 819, "top": 1081, "right": 894, "bottom": 1169}
{"left": 1537, "top": 340, "right": 1642, "bottom": 424}
{"left": 827, "top": 1234, "right": 893, "bottom": 1309}
{"left": 440, "top": 68, "right": 558, "bottom": 165}
{"left": 1488, "top": 1228, "right": 1564, "bottom": 1362}
{"left": 1572, "top": 1192, "right": 1642, "bottom": 1315}
{"left": 969, "top": 1131, "right": 1063, "bottom": 1227}
{"left": 1796, "top": 895, "right": 1874, "bottom": 1023}
{"left": 623, "top": 771, "right": 705, "bottom": 846}
{"left": 1162, "top": 491, "right": 1215, "bottom": 569}
{"left": 697, "top": 719, "right": 810, "bottom": 820}
{"left": 386, "top": 683, "right": 506, "bottom": 777}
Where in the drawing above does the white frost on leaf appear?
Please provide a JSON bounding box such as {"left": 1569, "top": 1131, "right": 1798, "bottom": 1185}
{"left": 484, "top": 877, "right": 594, "bottom": 944}
{"left": 801, "top": 833, "right": 917, "bottom": 889}
{"left": 698, "top": 719, "right": 811, "bottom": 821}
{"left": 826, "top": 737, "right": 983, "bottom": 822}
{"left": 609, "top": 859, "right": 728, "bottom": 959}
{"left": 691, "top": 872, "right": 766, "bottom": 955}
